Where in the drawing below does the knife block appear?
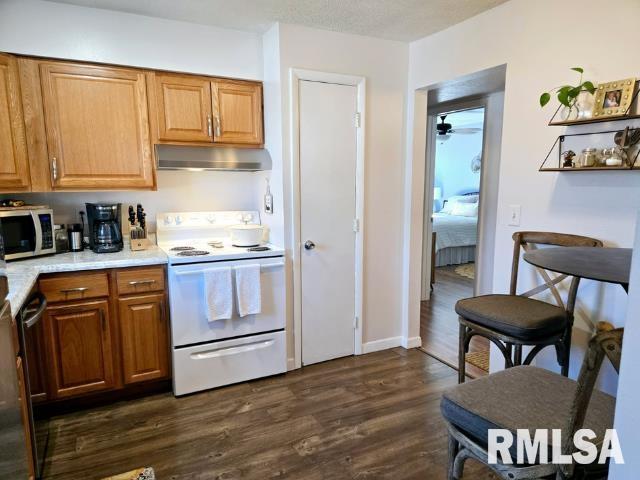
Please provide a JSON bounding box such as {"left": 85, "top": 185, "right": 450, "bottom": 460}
{"left": 130, "top": 237, "right": 151, "bottom": 251}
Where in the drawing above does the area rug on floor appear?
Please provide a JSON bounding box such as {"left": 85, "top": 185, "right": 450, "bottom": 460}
{"left": 102, "top": 467, "right": 155, "bottom": 480}
{"left": 465, "top": 350, "right": 489, "bottom": 372}
{"left": 454, "top": 263, "right": 475, "bottom": 279}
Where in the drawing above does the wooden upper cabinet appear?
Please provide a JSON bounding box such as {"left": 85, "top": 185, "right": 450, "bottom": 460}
{"left": 44, "top": 300, "right": 115, "bottom": 399}
{"left": 39, "top": 61, "right": 155, "bottom": 190}
{"left": 212, "top": 80, "right": 263, "bottom": 145}
{"left": 0, "top": 53, "right": 31, "bottom": 192}
{"left": 151, "top": 72, "right": 213, "bottom": 143}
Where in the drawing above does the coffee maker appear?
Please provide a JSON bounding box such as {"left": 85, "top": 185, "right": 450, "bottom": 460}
{"left": 85, "top": 203, "right": 123, "bottom": 253}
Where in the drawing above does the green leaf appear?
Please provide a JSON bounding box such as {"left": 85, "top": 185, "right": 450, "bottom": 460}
{"left": 557, "top": 87, "right": 572, "bottom": 107}
{"left": 539, "top": 92, "right": 551, "bottom": 107}
{"left": 569, "top": 86, "right": 582, "bottom": 99}
{"left": 571, "top": 67, "right": 584, "bottom": 74}
{"left": 582, "top": 81, "right": 596, "bottom": 94}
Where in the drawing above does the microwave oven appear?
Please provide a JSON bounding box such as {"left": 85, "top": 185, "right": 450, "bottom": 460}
{"left": 0, "top": 207, "right": 55, "bottom": 260}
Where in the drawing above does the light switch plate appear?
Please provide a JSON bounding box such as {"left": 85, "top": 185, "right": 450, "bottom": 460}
{"left": 508, "top": 205, "right": 521, "bottom": 226}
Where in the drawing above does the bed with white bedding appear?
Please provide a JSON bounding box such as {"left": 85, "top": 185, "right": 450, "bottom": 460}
{"left": 432, "top": 194, "right": 478, "bottom": 267}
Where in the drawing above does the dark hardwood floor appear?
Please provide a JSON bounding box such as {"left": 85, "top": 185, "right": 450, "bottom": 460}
{"left": 421, "top": 265, "right": 489, "bottom": 379}
{"left": 42, "top": 349, "right": 497, "bottom": 479}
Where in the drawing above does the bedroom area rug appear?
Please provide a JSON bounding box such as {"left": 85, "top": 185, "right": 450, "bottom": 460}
{"left": 454, "top": 263, "right": 475, "bottom": 279}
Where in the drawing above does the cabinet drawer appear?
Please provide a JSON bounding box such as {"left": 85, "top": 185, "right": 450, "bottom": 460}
{"left": 116, "top": 266, "right": 165, "bottom": 296}
{"left": 39, "top": 272, "right": 109, "bottom": 303}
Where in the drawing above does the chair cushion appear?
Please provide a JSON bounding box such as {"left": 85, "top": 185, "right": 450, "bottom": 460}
{"left": 455, "top": 294, "right": 566, "bottom": 340}
{"left": 440, "top": 366, "right": 616, "bottom": 459}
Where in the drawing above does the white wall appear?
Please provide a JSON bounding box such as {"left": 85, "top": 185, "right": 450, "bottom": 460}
{"left": 0, "top": 0, "right": 267, "bottom": 230}
{"left": 273, "top": 24, "right": 410, "bottom": 353}
{"left": 405, "top": 0, "right": 640, "bottom": 392}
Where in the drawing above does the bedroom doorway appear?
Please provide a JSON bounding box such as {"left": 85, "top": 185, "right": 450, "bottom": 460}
{"left": 420, "top": 104, "right": 490, "bottom": 378}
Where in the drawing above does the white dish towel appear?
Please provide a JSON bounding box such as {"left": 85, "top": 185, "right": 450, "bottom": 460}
{"left": 203, "top": 267, "right": 233, "bottom": 322}
{"left": 235, "top": 264, "right": 262, "bottom": 317}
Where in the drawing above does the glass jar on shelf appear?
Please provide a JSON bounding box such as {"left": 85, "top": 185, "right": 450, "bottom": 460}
{"left": 601, "top": 147, "right": 627, "bottom": 167}
{"left": 579, "top": 148, "right": 599, "bottom": 167}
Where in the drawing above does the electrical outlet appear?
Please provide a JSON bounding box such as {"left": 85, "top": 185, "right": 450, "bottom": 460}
{"left": 508, "top": 205, "right": 521, "bottom": 226}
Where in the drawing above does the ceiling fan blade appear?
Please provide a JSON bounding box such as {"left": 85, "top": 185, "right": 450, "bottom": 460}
{"left": 450, "top": 128, "right": 482, "bottom": 134}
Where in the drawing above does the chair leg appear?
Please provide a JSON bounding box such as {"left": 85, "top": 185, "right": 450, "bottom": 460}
{"left": 447, "top": 433, "right": 459, "bottom": 480}
{"left": 505, "top": 343, "right": 512, "bottom": 369}
{"left": 458, "top": 323, "right": 467, "bottom": 384}
{"left": 514, "top": 344, "right": 523, "bottom": 366}
{"left": 560, "top": 327, "right": 573, "bottom": 377}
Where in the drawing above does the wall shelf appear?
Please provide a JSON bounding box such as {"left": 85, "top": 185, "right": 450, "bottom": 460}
{"left": 539, "top": 126, "right": 640, "bottom": 172}
{"left": 547, "top": 80, "right": 640, "bottom": 126}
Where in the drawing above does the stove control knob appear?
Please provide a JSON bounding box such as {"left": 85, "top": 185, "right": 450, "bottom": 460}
{"left": 164, "top": 215, "right": 173, "bottom": 225}
{"left": 175, "top": 215, "right": 183, "bottom": 225}
{"left": 206, "top": 214, "right": 216, "bottom": 224}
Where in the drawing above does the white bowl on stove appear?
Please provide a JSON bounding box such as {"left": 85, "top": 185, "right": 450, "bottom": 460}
{"left": 229, "top": 224, "right": 265, "bottom": 247}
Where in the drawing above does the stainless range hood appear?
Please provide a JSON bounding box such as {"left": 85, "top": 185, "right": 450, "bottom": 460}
{"left": 156, "top": 145, "right": 272, "bottom": 171}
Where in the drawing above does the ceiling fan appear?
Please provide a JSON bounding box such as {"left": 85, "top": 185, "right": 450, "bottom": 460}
{"left": 436, "top": 115, "right": 482, "bottom": 140}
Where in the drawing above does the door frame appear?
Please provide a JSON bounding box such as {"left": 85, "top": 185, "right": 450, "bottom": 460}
{"left": 289, "top": 68, "right": 366, "bottom": 369}
{"left": 421, "top": 98, "right": 489, "bottom": 301}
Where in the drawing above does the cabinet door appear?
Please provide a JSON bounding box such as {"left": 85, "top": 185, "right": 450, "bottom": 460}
{"left": 45, "top": 300, "right": 115, "bottom": 398}
{"left": 211, "top": 80, "right": 263, "bottom": 145}
{"left": 152, "top": 73, "right": 213, "bottom": 143}
{"left": 0, "top": 53, "right": 31, "bottom": 191}
{"left": 39, "top": 61, "right": 154, "bottom": 189}
{"left": 118, "top": 294, "right": 169, "bottom": 385}
{"left": 16, "top": 357, "right": 36, "bottom": 480}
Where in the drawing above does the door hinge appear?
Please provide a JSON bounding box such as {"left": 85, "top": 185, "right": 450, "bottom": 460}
{"left": 354, "top": 112, "right": 361, "bottom": 128}
{"left": 353, "top": 218, "right": 360, "bottom": 233}
{"left": 354, "top": 316, "right": 359, "bottom": 329}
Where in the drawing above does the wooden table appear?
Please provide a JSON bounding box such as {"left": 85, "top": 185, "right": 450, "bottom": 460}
{"left": 523, "top": 247, "right": 632, "bottom": 291}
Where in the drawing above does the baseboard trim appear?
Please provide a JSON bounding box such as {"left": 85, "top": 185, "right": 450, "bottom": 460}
{"left": 287, "top": 357, "right": 297, "bottom": 371}
{"left": 402, "top": 336, "right": 422, "bottom": 349}
{"left": 362, "top": 336, "right": 403, "bottom": 354}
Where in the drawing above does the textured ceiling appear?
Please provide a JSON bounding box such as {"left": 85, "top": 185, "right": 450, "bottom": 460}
{"left": 43, "top": 0, "right": 508, "bottom": 42}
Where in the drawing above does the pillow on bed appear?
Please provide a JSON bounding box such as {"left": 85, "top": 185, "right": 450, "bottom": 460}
{"left": 440, "top": 195, "right": 478, "bottom": 214}
{"left": 451, "top": 202, "right": 478, "bottom": 217}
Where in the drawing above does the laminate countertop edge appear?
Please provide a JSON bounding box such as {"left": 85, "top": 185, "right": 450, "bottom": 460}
{"left": 6, "top": 247, "right": 169, "bottom": 317}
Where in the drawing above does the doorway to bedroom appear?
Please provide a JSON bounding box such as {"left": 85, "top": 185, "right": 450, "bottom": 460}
{"left": 420, "top": 105, "right": 490, "bottom": 378}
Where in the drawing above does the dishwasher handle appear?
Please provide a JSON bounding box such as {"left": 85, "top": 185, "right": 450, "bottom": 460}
{"left": 21, "top": 292, "right": 47, "bottom": 329}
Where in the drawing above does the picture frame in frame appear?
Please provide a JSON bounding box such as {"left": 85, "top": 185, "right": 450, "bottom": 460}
{"left": 592, "top": 78, "right": 636, "bottom": 119}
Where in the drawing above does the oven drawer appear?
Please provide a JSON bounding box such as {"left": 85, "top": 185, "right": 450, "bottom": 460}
{"left": 172, "top": 330, "right": 286, "bottom": 396}
{"left": 39, "top": 272, "right": 109, "bottom": 303}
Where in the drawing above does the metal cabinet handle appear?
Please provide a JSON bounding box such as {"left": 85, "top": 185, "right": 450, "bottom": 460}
{"left": 128, "top": 279, "right": 156, "bottom": 286}
{"left": 51, "top": 157, "right": 57, "bottom": 180}
{"left": 60, "top": 287, "right": 89, "bottom": 293}
{"left": 207, "top": 115, "right": 213, "bottom": 138}
{"left": 215, "top": 116, "right": 221, "bottom": 137}
{"left": 304, "top": 240, "right": 316, "bottom": 250}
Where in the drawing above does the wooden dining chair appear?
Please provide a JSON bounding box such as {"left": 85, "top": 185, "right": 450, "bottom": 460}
{"left": 441, "top": 322, "right": 622, "bottom": 480}
{"left": 456, "top": 232, "right": 603, "bottom": 383}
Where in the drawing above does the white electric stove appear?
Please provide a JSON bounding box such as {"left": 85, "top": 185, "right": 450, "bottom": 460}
{"left": 157, "top": 211, "right": 286, "bottom": 396}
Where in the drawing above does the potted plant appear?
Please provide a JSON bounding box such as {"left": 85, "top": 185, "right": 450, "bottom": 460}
{"left": 540, "top": 67, "right": 596, "bottom": 121}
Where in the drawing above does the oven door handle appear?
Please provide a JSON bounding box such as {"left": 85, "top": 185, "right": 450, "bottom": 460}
{"left": 22, "top": 292, "right": 47, "bottom": 329}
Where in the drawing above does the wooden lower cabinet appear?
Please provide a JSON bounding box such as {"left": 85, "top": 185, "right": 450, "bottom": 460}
{"left": 29, "top": 266, "right": 170, "bottom": 405}
{"left": 44, "top": 299, "right": 116, "bottom": 399}
{"left": 118, "top": 293, "right": 169, "bottom": 385}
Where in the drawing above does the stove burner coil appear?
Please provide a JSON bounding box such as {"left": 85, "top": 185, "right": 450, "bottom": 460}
{"left": 170, "top": 246, "right": 195, "bottom": 251}
{"left": 176, "top": 250, "right": 209, "bottom": 257}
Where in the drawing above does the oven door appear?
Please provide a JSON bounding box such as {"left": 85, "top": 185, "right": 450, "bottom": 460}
{"left": 169, "top": 256, "right": 285, "bottom": 347}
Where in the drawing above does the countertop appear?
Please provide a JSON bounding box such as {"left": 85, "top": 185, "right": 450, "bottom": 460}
{"left": 6, "top": 246, "right": 168, "bottom": 317}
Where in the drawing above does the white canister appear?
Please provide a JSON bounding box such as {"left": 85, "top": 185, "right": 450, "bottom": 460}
{"left": 229, "top": 224, "right": 265, "bottom": 247}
